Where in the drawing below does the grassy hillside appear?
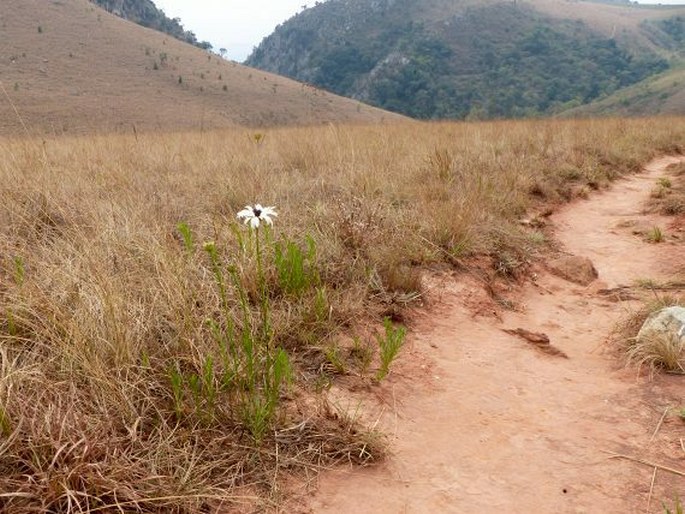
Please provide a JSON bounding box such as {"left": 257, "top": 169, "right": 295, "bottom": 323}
{"left": 0, "top": 118, "right": 684, "bottom": 511}
{"left": 529, "top": 0, "right": 685, "bottom": 55}
{"left": 0, "top": 0, "right": 398, "bottom": 136}
{"left": 564, "top": 65, "right": 685, "bottom": 116}
{"left": 566, "top": 13, "right": 685, "bottom": 116}
{"left": 247, "top": 0, "right": 685, "bottom": 120}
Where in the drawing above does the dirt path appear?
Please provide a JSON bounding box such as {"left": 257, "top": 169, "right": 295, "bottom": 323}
{"left": 305, "top": 156, "right": 685, "bottom": 513}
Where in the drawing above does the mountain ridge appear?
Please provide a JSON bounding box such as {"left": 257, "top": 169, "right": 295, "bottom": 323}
{"left": 246, "top": 0, "right": 685, "bottom": 119}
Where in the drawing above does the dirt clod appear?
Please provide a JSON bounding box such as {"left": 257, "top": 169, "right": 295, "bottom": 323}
{"left": 502, "top": 327, "right": 569, "bottom": 358}
{"left": 547, "top": 255, "right": 598, "bottom": 286}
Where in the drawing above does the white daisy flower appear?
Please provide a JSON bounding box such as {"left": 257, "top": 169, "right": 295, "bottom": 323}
{"left": 236, "top": 204, "right": 278, "bottom": 229}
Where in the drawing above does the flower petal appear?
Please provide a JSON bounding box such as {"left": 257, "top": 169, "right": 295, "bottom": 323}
{"left": 263, "top": 215, "right": 273, "bottom": 225}
{"left": 250, "top": 217, "right": 260, "bottom": 229}
{"left": 262, "top": 206, "right": 278, "bottom": 217}
{"left": 237, "top": 208, "right": 252, "bottom": 219}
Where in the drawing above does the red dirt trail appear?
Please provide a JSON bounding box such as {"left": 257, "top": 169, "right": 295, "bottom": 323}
{"left": 305, "top": 156, "right": 685, "bottom": 513}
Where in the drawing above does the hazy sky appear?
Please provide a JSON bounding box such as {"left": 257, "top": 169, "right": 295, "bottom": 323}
{"left": 153, "top": 0, "right": 685, "bottom": 62}
{"left": 153, "top": 0, "right": 307, "bottom": 61}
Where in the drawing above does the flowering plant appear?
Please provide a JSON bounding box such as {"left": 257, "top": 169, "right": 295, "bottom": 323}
{"left": 237, "top": 204, "right": 277, "bottom": 229}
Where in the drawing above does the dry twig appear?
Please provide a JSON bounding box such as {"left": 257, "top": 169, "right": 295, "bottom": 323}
{"left": 646, "top": 466, "right": 657, "bottom": 513}
{"left": 602, "top": 450, "right": 685, "bottom": 477}
{"left": 649, "top": 407, "right": 671, "bottom": 443}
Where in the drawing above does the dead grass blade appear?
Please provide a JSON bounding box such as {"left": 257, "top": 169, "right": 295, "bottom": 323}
{"left": 602, "top": 450, "right": 685, "bottom": 477}
{"left": 649, "top": 407, "right": 671, "bottom": 443}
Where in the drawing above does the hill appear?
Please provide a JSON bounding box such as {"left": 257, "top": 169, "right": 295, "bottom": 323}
{"left": 564, "top": 64, "right": 685, "bottom": 116}
{"left": 246, "top": 0, "right": 685, "bottom": 119}
{"left": 0, "top": 0, "right": 398, "bottom": 137}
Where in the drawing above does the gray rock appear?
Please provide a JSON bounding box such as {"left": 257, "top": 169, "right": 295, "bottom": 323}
{"left": 637, "top": 306, "right": 685, "bottom": 344}
{"left": 548, "top": 255, "right": 598, "bottom": 286}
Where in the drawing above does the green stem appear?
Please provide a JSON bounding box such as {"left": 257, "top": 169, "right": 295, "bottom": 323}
{"left": 206, "top": 243, "right": 238, "bottom": 363}
{"left": 255, "top": 227, "right": 271, "bottom": 345}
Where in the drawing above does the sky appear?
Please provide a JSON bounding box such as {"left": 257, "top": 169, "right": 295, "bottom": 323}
{"left": 153, "top": 0, "right": 685, "bottom": 63}
{"left": 153, "top": 0, "right": 308, "bottom": 61}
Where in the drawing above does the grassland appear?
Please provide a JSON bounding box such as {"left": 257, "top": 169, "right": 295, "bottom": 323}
{"left": 0, "top": 117, "right": 684, "bottom": 511}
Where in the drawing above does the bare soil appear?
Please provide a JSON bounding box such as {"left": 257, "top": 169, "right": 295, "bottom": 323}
{"left": 303, "top": 156, "right": 685, "bottom": 513}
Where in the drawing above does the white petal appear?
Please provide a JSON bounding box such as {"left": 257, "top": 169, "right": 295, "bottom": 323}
{"left": 263, "top": 215, "right": 273, "bottom": 225}
{"left": 262, "top": 206, "right": 278, "bottom": 217}
{"left": 237, "top": 208, "right": 252, "bottom": 219}
{"left": 254, "top": 203, "right": 263, "bottom": 211}
{"left": 250, "top": 217, "right": 260, "bottom": 229}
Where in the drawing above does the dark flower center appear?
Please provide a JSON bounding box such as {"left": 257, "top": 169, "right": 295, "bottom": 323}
{"left": 253, "top": 207, "right": 262, "bottom": 217}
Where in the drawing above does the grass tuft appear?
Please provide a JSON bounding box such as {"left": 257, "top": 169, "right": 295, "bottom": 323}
{"left": 628, "top": 331, "right": 684, "bottom": 373}
{"left": 650, "top": 162, "right": 685, "bottom": 216}
{"left": 376, "top": 318, "right": 407, "bottom": 381}
{"left": 614, "top": 295, "right": 685, "bottom": 374}
{"left": 646, "top": 226, "right": 666, "bottom": 243}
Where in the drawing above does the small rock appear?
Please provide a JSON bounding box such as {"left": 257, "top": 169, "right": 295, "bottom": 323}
{"left": 637, "top": 306, "right": 685, "bottom": 344}
{"left": 548, "top": 255, "right": 598, "bottom": 286}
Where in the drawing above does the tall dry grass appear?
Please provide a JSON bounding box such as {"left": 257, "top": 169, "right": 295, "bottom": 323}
{"left": 0, "top": 117, "right": 684, "bottom": 510}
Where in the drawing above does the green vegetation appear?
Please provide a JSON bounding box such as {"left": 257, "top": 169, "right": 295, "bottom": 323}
{"left": 642, "top": 14, "right": 685, "bottom": 51}
{"left": 198, "top": 230, "right": 293, "bottom": 443}
{"left": 659, "top": 15, "right": 685, "bottom": 45}
{"left": 376, "top": 318, "right": 407, "bottom": 381}
{"left": 247, "top": 0, "right": 677, "bottom": 119}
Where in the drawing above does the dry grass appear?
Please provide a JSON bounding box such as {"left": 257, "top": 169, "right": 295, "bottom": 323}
{"left": 0, "top": 117, "right": 684, "bottom": 510}
{"left": 614, "top": 294, "right": 685, "bottom": 374}
{"left": 630, "top": 330, "right": 684, "bottom": 372}
{"left": 650, "top": 161, "right": 685, "bottom": 216}
{"left": 0, "top": 0, "right": 397, "bottom": 137}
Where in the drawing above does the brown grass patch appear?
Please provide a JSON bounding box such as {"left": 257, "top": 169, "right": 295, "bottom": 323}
{"left": 650, "top": 162, "right": 685, "bottom": 217}
{"left": 0, "top": 117, "right": 684, "bottom": 509}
